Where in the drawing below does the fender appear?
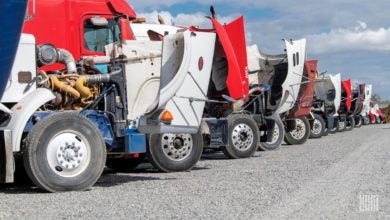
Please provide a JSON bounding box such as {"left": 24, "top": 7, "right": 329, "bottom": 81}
{"left": 2, "top": 88, "right": 55, "bottom": 152}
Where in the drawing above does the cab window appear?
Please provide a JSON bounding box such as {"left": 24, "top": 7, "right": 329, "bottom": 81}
{"left": 83, "top": 19, "right": 120, "bottom": 52}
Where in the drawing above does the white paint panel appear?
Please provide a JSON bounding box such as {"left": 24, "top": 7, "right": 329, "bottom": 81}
{"left": 361, "top": 84, "right": 372, "bottom": 116}
{"left": 276, "top": 39, "right": 306, "bottom": 114}
{"left": 120, "top": 41, "right": 163, "bottom": 120}
{"left": 1, "top": 34, "right": 36, "bottom": 103}
{"left": 330, "top": 73, "right": 341, "bottom": 116}
{"left": 130, "top": 23, "right": 180, "bottom": 41}
{"left": 161, "top": 31, "right": 216, "bottom": 129}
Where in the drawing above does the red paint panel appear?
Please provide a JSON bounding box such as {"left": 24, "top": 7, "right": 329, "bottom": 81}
{"left": 290, "top": 60, "right": 318, "bottom": 118}
{"left": 23, "top": 0, "right": 136, "bottom": 68}
{"left": 107, "top": 0, "right": 136, "bottom": 18}
{"left": 211, "top": 17, "right": 249, "bottom": 101}
{"left": 342, "top": 79, "right": 352, "bottom": 112}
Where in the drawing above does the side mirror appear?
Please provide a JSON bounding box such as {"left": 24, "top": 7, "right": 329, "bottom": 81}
{"left": 119, "top": 18, "right": 134, "bottom": 40}
{"left": 90, "top": 16, "right": 108, "bottom": 27}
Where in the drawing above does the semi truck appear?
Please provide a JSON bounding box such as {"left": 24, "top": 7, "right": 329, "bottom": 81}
{"left": 0, "top": 0, "right": 225, "bottom": 192}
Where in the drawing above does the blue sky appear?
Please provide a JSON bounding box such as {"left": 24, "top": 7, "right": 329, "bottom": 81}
{"left": 130, "top": 0, "right": 390, "bottom": 100}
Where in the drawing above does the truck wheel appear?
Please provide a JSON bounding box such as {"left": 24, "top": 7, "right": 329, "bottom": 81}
{"left": 323, "top": 127, "right": 330, "bottom": 136}
{"left": 362, "top": 116, "right": 370, "bottom": 125}
{"left": 106, "top": 155, "right": 145, "bottom": 173}
{"left": 23, "top": 112, "right": 106, "bottom": 192}
{"left": 284, "top": 117, "right": 310, "bottom": 145}
{"left": 355, "top": 116, "right": 362, "bottom": 128}
{"left": 310, "top": 114, "right": 325, "bottom": 139}
{"left": 148, "top": 132, "right": 203, "bottom": 172}
{"left": 221, "top": 115, "right": 259, "bottom": 159}
{"left": 337, "top": 120, "right": 346, "bottom": 132}
{"left": 330, "top": 119, "right": 338, "bottom": 134}
{"left": 259, "top": 115, "right": 284, "bottom": 151}
{"left": 375, "top": 116, "right": 381, "bottom": 124}
{"left": 345, "top": 116, "right": 355, "bottom": 131}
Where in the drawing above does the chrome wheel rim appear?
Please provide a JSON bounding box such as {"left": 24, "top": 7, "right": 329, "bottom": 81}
{"left": 231, "top": 123, "right": 254, "bottom": 151}
{"left": 312, "top": 119, "right": 322, "bottom": 135}
{"left": 46, "top": 131, "right": 90, "bottom": 178}
{"left": 338, "top": 121, "right": 346, "bottom": 130}
{"left": 161, "top": 133, "right": 192, "bottom": 161}
{"left": 268, "top": 122, "right": 280, "bottom": 144}
{"left": 290, "top": 119, "right": 306, "bottom": 140}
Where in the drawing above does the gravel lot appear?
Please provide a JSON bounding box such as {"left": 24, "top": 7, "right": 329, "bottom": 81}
{"left": 1, "top": 124, "right": 389, "bottom": 219}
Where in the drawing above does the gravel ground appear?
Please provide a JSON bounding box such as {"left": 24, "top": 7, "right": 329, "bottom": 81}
{"left": 1, "top": 124, "right": 389, "bottom": 219}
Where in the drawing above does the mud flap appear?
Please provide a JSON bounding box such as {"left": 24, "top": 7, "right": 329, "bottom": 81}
{"left": 326, "top": 115, "right": 335, "bottom": 129}
{"left": 262, "top": 116, "right": 276, "bottom": 142}
{"left": 285, "top": 119, "right": 297, "bottom": 133}
{"left": 204, "top": 118, "right": 228, "bottom": 147}
{"left": 0, "top": 130, "right": 14, "bottom": 183}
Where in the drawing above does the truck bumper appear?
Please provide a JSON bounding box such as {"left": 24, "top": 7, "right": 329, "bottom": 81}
{"left": 0, "top": 130, "right": 14, "bottom": 183}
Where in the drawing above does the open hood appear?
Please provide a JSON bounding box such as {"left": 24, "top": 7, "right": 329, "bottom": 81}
{"left": 289, "top": 60, "right": 317, "bottom": 118}
{"left": 341, "top": 79, "right": 352, "bottom": 112}
{"left": 211, "top": 16, "right": 249, "bottom": 101}
{"left": 361, "top": 84, "right": 372, "bottom": 116}
{"left": 276, "top": 39, "right": 306, "bottom": 114}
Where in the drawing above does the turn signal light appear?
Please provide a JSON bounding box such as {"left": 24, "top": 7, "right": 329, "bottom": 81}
{"left": 161, "top": 110, "right": 174, "bottom": 124}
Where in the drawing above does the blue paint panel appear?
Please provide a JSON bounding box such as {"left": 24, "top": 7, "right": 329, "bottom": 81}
{"left": 124, "top": 129, "right": 146, "bottom": 154}
{"left": 24, "top": 110, "right": 146, "bottom": 154}
{"left": 94, "top": 64, "right": 108, "bottom": 74}
{"left": 24, "top": 111, "right": 56, "bottom": 132}
{"left": 81, "top": 110, "right": 115, "bottom": 146}
{"left": 0, "top": 0, "right": 28, "bottom": 97}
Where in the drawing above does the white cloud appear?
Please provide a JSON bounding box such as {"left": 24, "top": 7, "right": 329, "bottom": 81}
{"left": 307, "top": 22, "right": 390, "bottom": 54}
{"left": 137, "top": 10, "right": 239, "bottom": 29}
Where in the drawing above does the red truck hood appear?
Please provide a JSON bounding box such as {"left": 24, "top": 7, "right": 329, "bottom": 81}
{"left": 289, "top": 60, "right": 318, "bottom": 118}
{"left": 342, "top": 79, "right": 352, "bottom": 111}
{"left": 211, "top": 16, "right": 249, "bottom": 101}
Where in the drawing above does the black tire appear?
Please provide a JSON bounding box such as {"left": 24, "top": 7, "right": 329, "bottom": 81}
{"left": 329, "top": 118, "right": 338, "bottom": 134}
{"left": 355, "top": 116, "right": 362, "bottom": 128}
{"left": 23, "top": 112, "right": 106, "bottom": 192}
{"left": 310, "top": 114, "right": 325, "bottom": 139}
{"left": 375, "top": 115, "right": 381, "bottom": 124}
{"left": 147, "top": 132, "right": 203, "bottom": 172}
{"left": 106, "top": 155, "right": 145, "bottom": 172}
{"left": 337, "top": 119, "right": 346, "bottom": 132}
{"left": 259, "top": 115, "right": 284, "bottom": 151}
{"left": 284, "top": 116, "right": 310, "bottom": 145}
{"left": 362, "top": 116, "right": 368, "bottom": 125}
{"left": 323, "top": 127, "right": 330, "bottom": 136}
{"left": 345, "top": 116, "right": 355, "bottom": 131}
{"left": 221, "top": 114, "right": 259, "bottom": 159}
